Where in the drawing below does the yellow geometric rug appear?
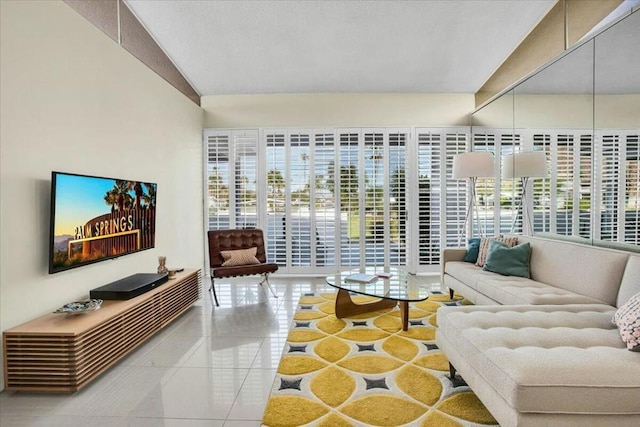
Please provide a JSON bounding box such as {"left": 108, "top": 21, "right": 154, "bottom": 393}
{"left": 262, "top": 292, "right": 498, "bottom": 427}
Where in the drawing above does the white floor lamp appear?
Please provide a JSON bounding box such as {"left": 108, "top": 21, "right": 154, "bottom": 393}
{"left": 453, "top": 152, "right": 495, "bottom": 245}
{"left": 502, "top": 151, "right": 548, "bottom": 235}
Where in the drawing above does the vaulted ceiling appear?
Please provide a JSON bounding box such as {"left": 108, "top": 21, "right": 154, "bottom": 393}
{"left": 124, "top": 0, "right": 557, "bottom": 96}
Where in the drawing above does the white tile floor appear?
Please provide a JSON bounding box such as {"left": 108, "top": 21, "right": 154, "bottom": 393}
{"left": 0, "top": 277, "right": 335, "bottom": 426}
{"left": 0, "top": 275, "right": 440, "bottom": 427}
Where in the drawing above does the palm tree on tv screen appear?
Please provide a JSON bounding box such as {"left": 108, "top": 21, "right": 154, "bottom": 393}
{"left": 142, "top": 182, "right": 156, "bottom": 209}
{"left": 110, "top": 180, "right": 134, "bottom": 211}
{"left": 134, "top": 181, "right": 143, "bottom": 210}
{"left": 104, "top": 191, "right": 117, "bottom": 212}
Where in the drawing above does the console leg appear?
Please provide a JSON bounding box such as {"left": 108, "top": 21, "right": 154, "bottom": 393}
{"left": 449, "top": 288, "right": 455, "bottom": 300}
{"left": 449, "top": 362, "right": 456, "bottom": 380}
{"left": 209, "top": 277, "right": 220, "bottom": 307}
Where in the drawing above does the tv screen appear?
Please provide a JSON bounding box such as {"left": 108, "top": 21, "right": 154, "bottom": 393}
{"left": 49, "top": 171, "right": 157, "bottom": 274}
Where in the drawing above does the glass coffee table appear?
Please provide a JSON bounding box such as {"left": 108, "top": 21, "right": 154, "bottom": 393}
{"left": 326, "top": 267, "right": 430, "bottom": 331}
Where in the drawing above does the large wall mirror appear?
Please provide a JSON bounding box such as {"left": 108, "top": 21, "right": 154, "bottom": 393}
{"left": 471, "top": 6, "right": 639, "bottom": 247}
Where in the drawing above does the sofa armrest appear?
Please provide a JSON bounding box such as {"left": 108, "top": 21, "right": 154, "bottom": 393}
{"left": 440, "top": 248, "right": 467, "bottom": 281}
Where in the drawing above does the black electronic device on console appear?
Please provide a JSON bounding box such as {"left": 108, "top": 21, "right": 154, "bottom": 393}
{"left": 90, "top": 273, "right": 168, "bottom": 300}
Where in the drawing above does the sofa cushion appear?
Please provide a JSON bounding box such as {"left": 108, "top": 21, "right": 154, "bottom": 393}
{"left": 613, "top": 291, "right": 640, "bottom": 351}
{"left": 483, "top": 241, "right": 531, "bottom": 278}
{"left": 437, "top": 305, "right": 640, "bottom": 415}
{"left": 476, "top": 236, "right": 518, "bottom": 267}
{"left": 513, "top": 235, "right": 630, "bottom": 306}
{"left": 445, "top": 261, "right": 495, "bottom": 292}
{"left": 446, "top": 261, "right": 605, "bottom": 305}
{"left": 475, "top": 274, "right": 605, "bottom": 305}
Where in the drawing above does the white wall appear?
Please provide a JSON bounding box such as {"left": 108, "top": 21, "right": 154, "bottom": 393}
{"left": 0, "top": 1, "right": 204, "bottom": 389}
{"left": 202, "top": 93, "right": 474, "bottom": 128}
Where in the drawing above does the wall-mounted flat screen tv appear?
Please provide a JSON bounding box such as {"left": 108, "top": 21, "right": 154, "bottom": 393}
{"left": 49, "top": 171, "right": 157, "bottom": 274}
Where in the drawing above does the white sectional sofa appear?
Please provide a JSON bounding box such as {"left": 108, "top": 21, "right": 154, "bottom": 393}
{"left": 436, "top": 235, "right": 640, "bottom": 427}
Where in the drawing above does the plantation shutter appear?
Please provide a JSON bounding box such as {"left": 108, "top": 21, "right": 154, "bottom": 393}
{"left": 204, "top": 129, "right": 258, "bottom": 230}
{"left": 205, "top": 131, "right": 231, "bottom": 230}
{"left": 471, "top": 132, "right": 497, "bottom": 236}
{"left": 554, "top": 134, "right": 575, "bottom": 235}
{"left": 388, "top": 132, "right": 407, "bottom": 266}
{"left": 265, "top": 131, "right": 287, "bottom": 265}
{"left": 595, "top": 131, "right": 640, "bottom": 245}
{"left": 363, "top": 132, "right": 385, "bottom": 266}
{"left": 416, "top": 131, "right": 442, "bottom": 264}
{"left": 578, "top": 135, "right": 593, "bottom": 238}
{"left": 532, "top": 133, "right": 552, "bottom": 233}
{"left": 338, "top": 131, "right": 361, "bottom": 267}
{"left": 625, "top": 134, "right": 640, "bottom": 244}
{"left": 314, "top": 132, "right": 337, "bottom": 267}
{"left": 499, "top": 133, "right": 522, "bottom": 235}
{"left": 289, "top": 132, "right": 312, "bottom": 266}
{"left": 233, "top": 132, "right": 258, "bottom": 229}
{"left": 445, "top": 132, "right": 470, "bottom": 246}
{"left": 263, "top": 130, "right": 341, "bottom": 272}
{"left": 598, "top": 134, "right": 621, "bottom": 241}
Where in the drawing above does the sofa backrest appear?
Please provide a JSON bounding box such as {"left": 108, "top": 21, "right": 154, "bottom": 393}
{"left": 618, "top": 255, "right": 640, "bottom": 308}
{"left": 535, "top": 232, "right": 640, "bottom": 253}
{"left": 513, "top": 235, "right": 630, "bottom": 307}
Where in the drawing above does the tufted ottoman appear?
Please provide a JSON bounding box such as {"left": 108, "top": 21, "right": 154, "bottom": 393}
{"left": 436, "top": 304, "right": 640, "bottom": 427}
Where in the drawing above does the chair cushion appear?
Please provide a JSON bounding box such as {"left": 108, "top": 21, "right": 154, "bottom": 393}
{"left": 221, "top": 247, "right": 260, "bottom": 267}
{"left": 212, "top": 262, "right": 278, "bottom": 278}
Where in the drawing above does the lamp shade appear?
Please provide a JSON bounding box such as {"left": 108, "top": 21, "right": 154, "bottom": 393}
{"left": 452, "top": 152, "right": 495, "bottom": 179}
{"left": 502, "top": 151, "right": 547, "bottom": 179}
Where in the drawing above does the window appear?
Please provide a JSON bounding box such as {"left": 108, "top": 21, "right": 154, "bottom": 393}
{"left": 532, "top": 134, "right": 552, "bottom": 233}
{"left": 415, "top": 129, "right": 469, "bottom": 265}
{"left": 206, "top": 132, "right": 230, "bottom": 230}
{"left": 335, "top": 129, "right": 409, "bottom": 269}
{"left": 471, "top": 130, "right": 522, "bottom": 236}
{"left": 625, "top": 136, "right": 640, "bottom": 244}
{"left": 595, "top": 132, "right": 640, "bottom": 244}
{"left": 205, "top": 130, "right": 258, "bottom": 230}
{"left": 578, "top": 135, "right": 593, "bottom": 238}
{"left": 526, "top": 129, "right": 639, "bottom": 244}
{"left": 204, "top": 127, "right": 639, "bottom": 273}
{"left": 599, "top": 134, "right": 620, "bottom": 240}
{"left": 206, "top": 127, "right": 471, "bottom": 273}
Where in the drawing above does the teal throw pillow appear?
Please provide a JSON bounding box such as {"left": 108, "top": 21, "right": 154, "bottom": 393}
{"left": 483, "top": 241, "right": 532, "bottom": 278}
{"left": 463, "top": 238, "right": 481, "bottom": 263}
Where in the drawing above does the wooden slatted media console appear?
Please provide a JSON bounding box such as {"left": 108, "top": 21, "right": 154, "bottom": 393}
{"left": 2, "top": 269, "right": 201, "bottom": 393}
